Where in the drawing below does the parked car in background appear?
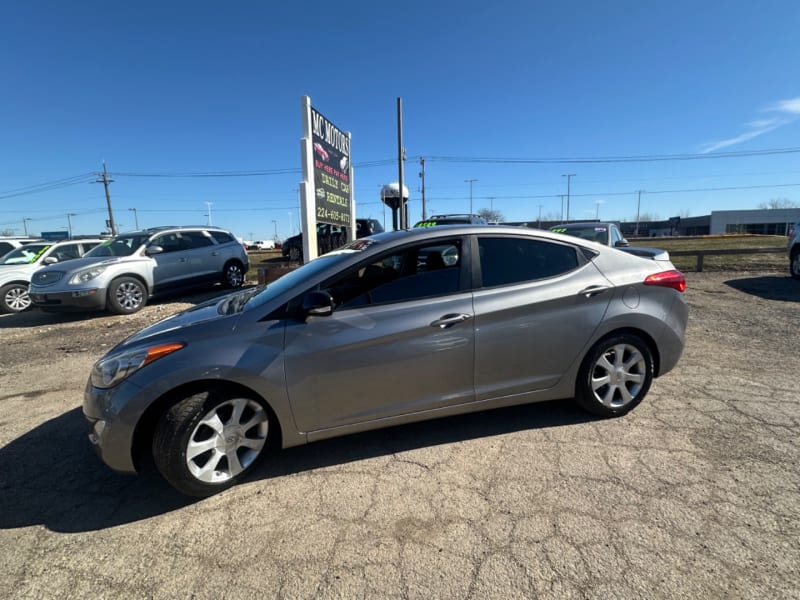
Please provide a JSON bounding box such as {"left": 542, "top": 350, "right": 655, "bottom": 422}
{"left": 549, "top": 222, "right": 671, "bottom": 261}
{"left": 413, "top": 214, "right": 488, "bottom": 227}
{"left": 249, "top": 240, "right": 276, "bottom": 250}
{"left": 789, "top": 222, "right": 800, "bottom": 280}
{"left": 0, "top": 237, "right": 103, "bottom": 313}
{"left": 0, "top": 237, "right": 41, "bottom": 258}
{"left": 29, "top": 226, "right": 249, "bottom": 315}
{"left": 282, "top": 218, "right": 384, "bottom": 262}
{"left": 83, "top": 224, "right": 687, "bottom": 496}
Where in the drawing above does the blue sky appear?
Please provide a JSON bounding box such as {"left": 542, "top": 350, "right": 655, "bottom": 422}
{"left": 2, "top": 1, "right": 799, "bottom": 240}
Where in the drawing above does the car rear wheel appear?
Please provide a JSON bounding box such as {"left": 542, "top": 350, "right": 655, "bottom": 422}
{"left": 575, "top": 333, "right": 654, "bottom": 417}
{"left": 107, "top": 276, "right": 147, "bottom": 314}
{"left": 152, "top": 389, "right": 271, "bottom": 497}
{"left": 790, "top": 249, "right": 800, "bottom": 280}
{"left": 288, "top": 246, "right": 301, "bottom": 262}
{"left": 0, "top": 283, "right": 32, "bottom": 313}
{"left": 222, "top": 261, "right": 245, "bottom": 288}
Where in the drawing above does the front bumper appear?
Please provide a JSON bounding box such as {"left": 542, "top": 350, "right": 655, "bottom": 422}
{"left": 30, "top": 287, "right": 107, "bottom": 311}
{"left": 83, "top": 378, "right": 143, "bottom": 473}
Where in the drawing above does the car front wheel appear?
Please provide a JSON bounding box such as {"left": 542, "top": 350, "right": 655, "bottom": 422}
{"left": 153, "top": 389, "right": 271, "bottom": 497}
{"left": 790, "top": 249, "right": 800, "bottom": 280}
{"left": 288, "top": 246, "right": 301, "bottom": 262}
{"left": 107, "top": 277, "right": 146, "bottom": 314}
{"left": 575, "top": 333, "right": 654, "bottom": 417}
{"left": 0, "top": 283, "right": 32, "bottom": 313}
{"left": 222, "top": 261, "right": 245, "bottom": 288}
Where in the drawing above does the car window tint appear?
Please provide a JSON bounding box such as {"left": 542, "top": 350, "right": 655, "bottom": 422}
{"left": 209, "top": 231, "right": 234, "bottom": 244}
{"left": 153, "top": 233, "right": 184, "bottom": 253}
{"left": 52, "top": 244, "right": 81, "bottom": 261}
{"left": 478, "top": 237, "right": 579, "bottom": 287}
{"left": 326, "top": 239, "right": 462, "bottom": 308}
{"left": 180, "top": 231, "right": 214, "bottom": 249}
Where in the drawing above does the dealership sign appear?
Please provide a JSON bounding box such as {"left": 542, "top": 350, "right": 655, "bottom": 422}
{"left": 299, "top": 97, "right": 354, "bottom": 262}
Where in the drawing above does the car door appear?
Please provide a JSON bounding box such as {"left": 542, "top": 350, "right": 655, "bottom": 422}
{"left": 283, "top": 238, "right": 475, "bottom": 433}
{"left": 472, "top": 234, "right": 613, "bottom": 400}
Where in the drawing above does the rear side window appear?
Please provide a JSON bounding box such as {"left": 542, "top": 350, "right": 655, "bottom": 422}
{"left": 209, "top": 231, "right": 234, "bottom": 244}
{"left": 478, "top": 237, "right": 579, "bottom": 287}
{"left": 0, "top": 242, "right": 13, "bottom": 255}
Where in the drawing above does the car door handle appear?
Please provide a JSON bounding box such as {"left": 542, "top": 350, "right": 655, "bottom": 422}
{"left": 430, "top": 313, "right": 472, "bottom": 329}
{"left": 578, "top": 285, "right": 611, "bottom": 298}
{"left": 211, "top": 251, "right": 220, "bottom": 256}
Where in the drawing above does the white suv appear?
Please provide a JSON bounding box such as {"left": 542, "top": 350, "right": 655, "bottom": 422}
{"left": 789, "top": 223, "right": 800, "bottom": 280}
{"left": 29, "top": 226, "right": 249, "bottom": 314}
{"left": 0, "top": 238, "right": 104, "bottom": 313}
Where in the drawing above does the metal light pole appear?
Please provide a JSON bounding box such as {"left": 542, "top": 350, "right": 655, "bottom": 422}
{"left": 128, "top": 208, "right": 139, "bottom": 230}
{"left": 465, "top": 179, "right": 478, "bottom": 214}
{"left": 205, "top": 202, "right": 213, "bottom": 227}
{"left": 635, "top": 190, "right": 644, "bottom": 236}
{"left": 271, "top": 220, "right": 278, "bottom": 240}
{"left": 23, "top": 218, "right": 32, "bottom": 236}
{"left": 67, "top": 213, "right": 76, "bottom": 237}
{"left": 562, "top": 174, "right": 576, "bottom": 222}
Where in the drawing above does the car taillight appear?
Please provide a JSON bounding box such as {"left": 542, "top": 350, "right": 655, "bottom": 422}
{"left": 644, "top": 270, "right": 686, "bottom": 293}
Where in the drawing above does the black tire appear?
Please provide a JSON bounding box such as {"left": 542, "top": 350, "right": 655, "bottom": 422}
{"left": 222, "top": 260, "right": 245, "bottom": 288}
{"left": 152, "top": 388, "right": 271, "bottom": 497}
{"left": 107, "top": 276, "right": 147, "bottom": 315}
{"left": 575, "top": 333, "right": 654, "bottom": 417}
{"left": 0, "top": 282, "right": 32, "bottom": 313}
{"left": 288, "top": 246, "right": 302, "bottom": 263}
{"left": 790, "top": 249, "right": 800, "bottom": 280}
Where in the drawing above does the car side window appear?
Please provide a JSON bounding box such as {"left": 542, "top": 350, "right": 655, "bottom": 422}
{"left": 152, "top": 233, "right": 183, "bottom": 253}
{"left": 208, "top": 231, "right": 234, "bottom": 244}
{"left": 324, "top": 239, "right": 463, "bottom": 308}
{"left": 610, "top": 226, "right": 622, "bottom": 245}
{"left": 52, "top": 244, "right": 81, "bottom": 261}
{"left": 478, "top": 237, "right": 579, "bottom": 288}
{"left": 180, "top": 231, "right": 214, "bottom": 249}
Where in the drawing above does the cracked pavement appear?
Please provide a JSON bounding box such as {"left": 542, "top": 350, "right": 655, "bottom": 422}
{"left": 0, "top": 271, "right": 798, "bottom": 599}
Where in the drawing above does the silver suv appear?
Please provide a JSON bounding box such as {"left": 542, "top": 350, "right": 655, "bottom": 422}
{"left": 0, "top": 238, "right": 103, "bottom": 313}
{"left": 29, "top": 226, "right": 249, "bottom": 314}
{"left": 789, "top": 223, "right": 800, "bottom": 280}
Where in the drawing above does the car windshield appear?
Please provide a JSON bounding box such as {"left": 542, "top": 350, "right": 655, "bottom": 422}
{"left": 85, "top": 234, "right": 151, "bottom": 257}
{"left": 551, "top": 226, "right": 608, "bottom": 245}
{"left": 0, "top": 243, "right": 51, "bottom": 265}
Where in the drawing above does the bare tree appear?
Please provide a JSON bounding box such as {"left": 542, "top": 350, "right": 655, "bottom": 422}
{"left": 758, "top": 198, "right": 800, "bottom": 209}
{"left": 478, "top": 208, "right": 504, "bottom": 223}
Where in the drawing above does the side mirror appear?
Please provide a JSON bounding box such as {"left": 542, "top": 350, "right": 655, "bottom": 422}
{"left": 615, "top": 239, "right": 630, "bottom": 247}
{"left": 145, "top": 245, "right": 164, "bottom": 256}
{"left": 43, "top": 256, "right": 58, "bottom": 265}
{"left": 302, "top": 290, "right": 334, "bottom": 318}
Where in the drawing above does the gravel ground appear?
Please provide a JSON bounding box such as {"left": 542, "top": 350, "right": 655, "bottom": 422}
{"left": 0, "top": 271, "right": 798, "bottom": 599}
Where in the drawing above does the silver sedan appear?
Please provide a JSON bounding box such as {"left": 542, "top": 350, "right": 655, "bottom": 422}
{"left": 84, "top": 225, "right": 688, "bottom": 496}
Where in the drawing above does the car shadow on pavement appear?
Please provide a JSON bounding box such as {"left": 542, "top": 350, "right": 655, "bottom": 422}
{"left": 724, "top": 275, "right": 800, "bottom": 302}
{"left": 0, "top": 400, "right": 592, "bottom": 534}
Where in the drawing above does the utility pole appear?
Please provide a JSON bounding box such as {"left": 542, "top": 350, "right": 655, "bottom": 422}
{"left": 465, "top": 179, "right": 478, "bottom": 214}
{"left": 67, "top": 213, "right": 76, "bottom": 237}
{"left": 397, "top": 98, "right": 406, "bottom": 229}
{"left": 562, "top": 174, "right": 576, "bottom": 222}
{"left": 537, "top": 204, "right": 543, "bottom": 228}
{"left": 95, "top": 163, "right": 117, "bottom": 236}
{"left": 23, "top": 218, "right": 31, "bottom": 236}
{"left": 271, "top": 220, "right": 278, "bottom": 240}
{"left": 635, "top": 190, "right": 644, "bottom": 236}
{"left": 419, "top": 157, "right": 427, "bottom": 220}
{"left": 205, "top": 202, "right": 213, "bottom": 226}
{"left": 559, "top": 195, "right": 566, "bottom": 222}
{"left": 128, "top": 207, "right": 139, "bottom": 230}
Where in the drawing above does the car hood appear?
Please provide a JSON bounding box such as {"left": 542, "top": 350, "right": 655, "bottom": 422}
{"left": 42, "top": 255, "right": 146, "bottom": 273}
{"left": 118, "top": 288, "right": 258, "bottom": 347}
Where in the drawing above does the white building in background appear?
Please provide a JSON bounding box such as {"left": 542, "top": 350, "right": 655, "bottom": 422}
{"left": 709, "top": 208, "right": 800, "bottom": 235}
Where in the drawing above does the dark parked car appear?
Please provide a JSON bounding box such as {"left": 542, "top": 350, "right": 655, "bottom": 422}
{"left": 550, "top": 222, "right": 670, "bottom": 261}
{"left": 282, "top": 218, "right": 384, "bottom": 262}
{"left": 84, "top": 225, "right": 687, "bottom": 496}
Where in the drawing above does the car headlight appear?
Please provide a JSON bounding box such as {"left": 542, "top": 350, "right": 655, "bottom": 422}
{"left": 91, "top": 342, "right": 185, "bottom": 388}
{"left": 70, "top": 265, "right": 108, "bottom": 285}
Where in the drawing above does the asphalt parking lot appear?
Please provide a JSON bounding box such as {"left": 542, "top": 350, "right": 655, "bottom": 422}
{"left": 0, "top": 271, "right": 798, "bottom": 599}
